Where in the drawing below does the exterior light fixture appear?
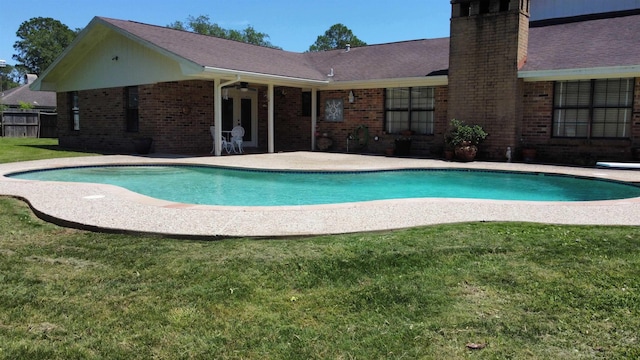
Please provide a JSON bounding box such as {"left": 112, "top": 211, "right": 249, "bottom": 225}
{"left": 348, "top": 90, "right": 355, "bottom": 103}
{"left": 240, "top": 82, "right": 249, "bottom": 92}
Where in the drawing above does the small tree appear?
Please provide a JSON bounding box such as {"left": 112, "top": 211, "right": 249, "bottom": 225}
{"left": 18, "top": 101, "right": 35, "bottom": 110}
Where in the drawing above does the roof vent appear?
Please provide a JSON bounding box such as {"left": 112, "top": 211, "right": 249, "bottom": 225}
{"left": 24, "top": 74, "right": 38, "bottom": 84}
{"left": 345, "top": 44, "right": 351, "bottom": 52}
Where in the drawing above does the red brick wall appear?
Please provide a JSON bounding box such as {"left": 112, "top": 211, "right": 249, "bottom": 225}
{"left": 521, "top": 78, "right": 640, "bottom": 164}
{"left": 142, "top": 81, "right": 214, "bottom": 154}
{"left": 57, "top": 81, "right": 216, "bottom": 154}
{"left": 56, "top": 76, "right": 638, "bottom": 163}
{"left": 274, "top": 87, "right": 311, "bottom": 151}
{"left": 301, "top": 86, "right": 448, "bottom": 156}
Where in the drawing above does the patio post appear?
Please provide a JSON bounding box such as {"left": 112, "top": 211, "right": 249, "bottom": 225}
{"left": 311, "top": 88, "right": 317, "bottom": 151}
{"left": 214, "top": 78, "right": 222, "bottom": 156}
{"left": 268, "top": 84, "right": 274, "bottom": 153}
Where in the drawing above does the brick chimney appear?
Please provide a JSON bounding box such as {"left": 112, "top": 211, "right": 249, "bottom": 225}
{"left": 448, "top": 0, "right": 530, "bottom": 159}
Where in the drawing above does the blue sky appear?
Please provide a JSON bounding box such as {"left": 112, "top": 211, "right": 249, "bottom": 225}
{"left": 0, "top": 0, "right": 452, "bottom": 67}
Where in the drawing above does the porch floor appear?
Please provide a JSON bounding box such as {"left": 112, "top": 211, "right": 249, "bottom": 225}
{"left": 1, "top": 152, "right": 639, "bottom": 238}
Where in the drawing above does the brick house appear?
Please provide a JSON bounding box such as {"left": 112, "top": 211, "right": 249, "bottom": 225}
{"left": 31, "top": 0, "right": 640, "bottom": 164}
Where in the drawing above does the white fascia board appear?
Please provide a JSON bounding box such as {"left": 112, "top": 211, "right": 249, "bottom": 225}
{"left": 201, "top": 67, "right": 448, "bottom": 90}
{"left": 201, "top": 66, "right": 329, "bottom": 87}
{"left": 323, "top": 76, "right": 448, "bottom": 90}
{"left": 519, "top": 65, "right": 640, "bottom": 81}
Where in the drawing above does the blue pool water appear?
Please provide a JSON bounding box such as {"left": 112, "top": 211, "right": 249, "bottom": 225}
{"left": 9, "top": 165, "right": 640, "bottom": 206}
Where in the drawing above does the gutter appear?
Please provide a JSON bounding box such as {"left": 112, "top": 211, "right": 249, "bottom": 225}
{"left": 201, "top": 66, "right": 330, "bottom": 87}
{"left": 519, "top": 65, "right": 640, "bottom": 81}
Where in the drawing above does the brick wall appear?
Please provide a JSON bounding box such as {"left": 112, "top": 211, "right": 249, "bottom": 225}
{"left": 56, "top": 76, "right": 638, "bottom": 162}
{"left": 521, "top": 78, "right": 640, "bottom": 164}
{"left": 274, "top": 87, "right": 311, "bottom": 151}
{"left": 57, "top": 81, "right": 216, "bottom": 154}
{"left": 142, "top": 81, "right": 214, "bottom": 154}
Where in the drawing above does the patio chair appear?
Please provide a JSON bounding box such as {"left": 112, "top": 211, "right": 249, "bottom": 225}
{"left": 230, "top": 125, "right": 245, "bottom": 154}
{"left": 210, "top": 126, "right": 233, "bottom": 154}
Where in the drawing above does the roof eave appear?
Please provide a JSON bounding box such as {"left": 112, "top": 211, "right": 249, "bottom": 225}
{"left": 324, "top": 76, "right": 449, "bottom": 90}
{"left": 519, "top": 65, "right": 640, "bottom": 81}
{"left": 201, "top": 66, "right": 329, "bottom": 87}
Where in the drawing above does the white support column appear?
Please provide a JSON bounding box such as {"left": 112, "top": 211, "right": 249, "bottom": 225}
{"left": 311, "top": 88, "right": 317, "bottom": 151}
{"left": 214, "top": 78, "right": 222, "bottom": 156}
{"left": 268, "top": 84, "right": 275, "bottom": 153}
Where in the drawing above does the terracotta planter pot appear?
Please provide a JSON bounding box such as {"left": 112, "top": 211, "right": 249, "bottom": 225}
{"left": 132, "top": 137, "right": 153, "bottom": 154}
{"left": 522, "top": 148, "right": 536, "bottom": 162}
{"left": 454, "top": 145, "right": 477, "bottom": 162}
{"left": 444, "top": 150, "right": 454, "bottom": 161}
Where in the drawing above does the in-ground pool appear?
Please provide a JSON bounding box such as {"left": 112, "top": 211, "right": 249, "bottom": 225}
{"left": 9, "top": 165, "right": 640, "bottom": 206}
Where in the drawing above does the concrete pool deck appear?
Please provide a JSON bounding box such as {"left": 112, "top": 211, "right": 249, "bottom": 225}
{"left": 1, "top": 152, "right": 639, "bottom": 238}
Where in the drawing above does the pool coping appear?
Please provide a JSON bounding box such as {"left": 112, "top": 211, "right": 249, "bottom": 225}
{"left": 1, "top": 152, "right": 640, "bottom": 238}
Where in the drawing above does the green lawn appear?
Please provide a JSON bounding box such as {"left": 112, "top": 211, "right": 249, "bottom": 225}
{"left": 0, "top": 138, "right": 99, "bottom": 163}
{"left": 1, "top": 138, "right": 639, "bottom": 359}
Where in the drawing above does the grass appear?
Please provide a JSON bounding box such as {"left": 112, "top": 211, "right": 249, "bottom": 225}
{"left": 0, "top": 138, "right": 99, "bottom": 163}
{"left": 1, "top": 138, "right": 639, "bottom": 358}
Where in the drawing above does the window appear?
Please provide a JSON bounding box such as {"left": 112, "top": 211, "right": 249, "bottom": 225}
{"left": 301, "top": 91, "right": 311, "bottom": 117}
{"left": 479, "top": 0, "right": 491, "bottom": 14}
{"left": 126, "top": 86, "right": 139, "bottom": 132}
{"left": 69, "top": 91, "right": 79, "bottom": 131}
{"left": 385, "top": 87, "right": 435, "bottom": 134}
{"left": 553, "top": 78, "right": 634, "bottom": 138}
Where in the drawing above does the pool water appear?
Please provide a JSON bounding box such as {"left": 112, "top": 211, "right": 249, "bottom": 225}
{"left": 9, "top": 165, "right": 640, "bottom": 206}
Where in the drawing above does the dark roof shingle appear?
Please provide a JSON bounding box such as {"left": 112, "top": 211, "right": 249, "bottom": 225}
{"left": 524, "top": 12, "right": 640, "bottom": 71}
{"left": 99, "top": 12, "right": 640, "bottom": 83}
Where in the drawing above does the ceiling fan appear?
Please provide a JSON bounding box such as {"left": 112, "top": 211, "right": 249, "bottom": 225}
{"left": 224, "top": 82, "right": 257, "bottom": 92}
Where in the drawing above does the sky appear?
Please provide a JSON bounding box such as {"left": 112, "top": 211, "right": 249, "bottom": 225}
{"left": 0, "top": 0, "right": 452, "bottom": 67}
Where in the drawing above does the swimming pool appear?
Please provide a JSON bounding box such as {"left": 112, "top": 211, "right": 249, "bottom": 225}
{"left": 9, "top": 165, "right": 640, "bottom": 206}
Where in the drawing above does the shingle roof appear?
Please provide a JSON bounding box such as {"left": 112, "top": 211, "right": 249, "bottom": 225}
{"left": 303, "top": 38, "right": 450, "bottom": 81}
{"left": 523, "top": 12, "right": 640, "bottom": 71}
{"left": 100, "top": 17, "right": 325, "bottom": 81}
{"left": 99, "top": 17, "right": 449, "bottom": 82}
{"left": 95, "top": 11, "right": 640, "bottom": 84}
{"left": 1, "top": 81, "right": 56, "bottom": 108}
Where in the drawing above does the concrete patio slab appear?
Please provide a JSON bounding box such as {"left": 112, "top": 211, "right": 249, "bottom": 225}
{"left": 1, "top": 152, "right": 639, "bottom": 238}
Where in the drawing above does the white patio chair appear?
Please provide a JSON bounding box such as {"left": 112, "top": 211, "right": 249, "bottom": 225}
{"left": 210, "top": 126, "right": 232, "bottom": 154}
{"left": 230, "top": 125, "right": 245, "bottom": 154}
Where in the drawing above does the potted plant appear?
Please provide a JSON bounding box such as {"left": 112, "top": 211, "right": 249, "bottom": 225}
{"left": 520, "top": 138, "right": 537, "bottom": 162}
{"left": 394, "top": 131, "right": 412, "bottom": 156}
{"left": 444, "top": 119, "right": 488, "bottom": 162}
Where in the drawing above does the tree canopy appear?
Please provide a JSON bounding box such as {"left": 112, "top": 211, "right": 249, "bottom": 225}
{"left": 12, "top": 17, "right": 77, "bottom": 75}
{"left": 0, "top": 63, "right": 21, "bottom": 92}
{"left": 308, "top": 23, "right": 367, "bottom": 52}
{"left": 167, "top": 15, "right": 280, "bottom": 49}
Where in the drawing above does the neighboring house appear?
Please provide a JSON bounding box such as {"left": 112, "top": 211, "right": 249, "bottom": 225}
{"left": 1, "top": 74, "right": 57, "bottom": 137}
{"left": 2, "top": 74, "right": 56, "bottom": 111}
{"left": 30, "top": 0, "right": 640, "bottom": 164}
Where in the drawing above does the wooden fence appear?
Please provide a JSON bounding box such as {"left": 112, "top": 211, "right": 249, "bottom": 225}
{"left": 1, "top": 111, "right": 57, "bottom": 138}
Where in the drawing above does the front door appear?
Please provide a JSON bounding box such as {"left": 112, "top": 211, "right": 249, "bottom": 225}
{"left": 221, "top": 89, "right": 258, "bottom": 147}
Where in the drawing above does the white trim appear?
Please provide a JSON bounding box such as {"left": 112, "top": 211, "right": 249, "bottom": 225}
{"left": 324, "top": 76, "right": 449, "bottom": 90}
{"left": 519, "top": 65, "right": 640, "bottom": 81}
{"left": 202, "top": 66, "right": 329, "bottom": 87}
